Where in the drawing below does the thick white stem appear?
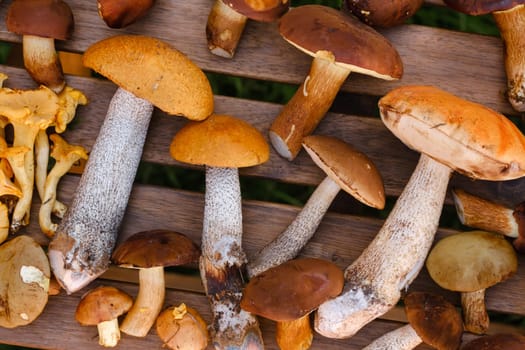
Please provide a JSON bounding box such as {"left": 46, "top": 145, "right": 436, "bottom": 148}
{"left": 362, "top": 324, "right": 422, "bottom": 350}
{"left": 247, "top": 176, "right": 340, "bottom": 277}
{"left": 120, "top": 266, "right": 165, "bottom": 337}
{"left": 22, "top": 35, "right": 65, "bottom": 93}
{"left": 201, "top": 166, "right": 264, "bottom": 349}
{"left": 97, "top": 318, "right": 121, "bottom": 347}
{"left": 315, "top": 154, "right": 452, "bottom": 339}
{"left": 48, "top": 88, "right": 154, "bottom": 294}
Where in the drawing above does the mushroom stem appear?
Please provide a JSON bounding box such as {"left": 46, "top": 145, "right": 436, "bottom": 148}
{"left": 206, "top": 0, "right": 247, "bottom": 58}
{"left": 362, "top": 324, "right": 422, "bottom": 350}
{"left": 0, "top": 203, "right": 8, "bottom": 244}
{"left": 461, "top": 289, "right": 489, "bottom": 335}
{"left": 493, "top": 5, "right": 525, "bottom": 112}
{"left": 269, "top": 53, "right": 351, "bottom": 160}
{"left": 48, "top": 87, "right": 154, "bottom": 294}
{"left": 120, "top": 266, "right": 165, "bottom": 337}
{"left": 200, "top": 166, "right": 264, "bottom": 349}
{"left": 315, "top": 154, "right": 452, "bottom": 338}
{"left": 97, "top": 318, "right": 121, "bottom": 347}
{"left": 247, "top": 176, "right": 341, "bottom": 277}
{"left": 276, "top": 314, "right": 314, "bottom": 350}
{"left": 22, "top": 35, "right": 65, "bottom": 94}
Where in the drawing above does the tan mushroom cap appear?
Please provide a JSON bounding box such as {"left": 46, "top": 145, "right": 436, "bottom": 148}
{"left": 6, "top": 0, "right": 74, "bottom": 40}
{"left": 82, "top": 35, "right": 214, "bottom": 120}
{"left": 461, "top": 333, "right": 525, "bottom": 350}
{"left": 226, "top": 0, "right": 289, "bottom": 22}
{"left": 75, "top": 285, "right": 133, "bottom": 325}
{"left": 156, "top": 303, "right": 210, "bottom": 350}
{"left": 379, "top": 85, "right": 525, "bottom": 181}
{"left": 426, "top": 230, "right": 518, "bottom": 292}
{"left": 0, "top": 235, "right": 50, "bottom": 328}
{"left": 302, "top": 135, "right": 385, "bottom": 209}
{"left": 404, "top": 292, "right": 462, "bottom": 350}
{"left": 111, "top": 229, "right": 200, "bottom": 268}
{"left": 443, "top": 0, "right": 525, "bottom": 15}
{"left": 240, "top": 258, "right": 344, "bottom": 322}
{"left": 278, "top": 5, "right": 403, "bottom": 80}
{"left": 170, "top": 114, "right": 270, "bottom": 168}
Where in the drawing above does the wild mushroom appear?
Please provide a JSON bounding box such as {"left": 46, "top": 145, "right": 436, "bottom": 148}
{"left": 362, "top": 291, "right": 463, "bottom": 350}
{"left": 247, "top": 134, "right": 385, "bottom": 277}
{"left": 443, "top": 1, "right": 525, "bottom": 112}
{"left": 461, "top": 333, "right": 525, "bottom": 349}
{"left": 0, "top": 235, "right": 50, "bottom": 328}
{"left": 452, "top": 188, "right": 525, "bottom": 253}
{"left": 315, "top": 85, "right": 525, "bottom": 339}
{"left": 206, "top": 0, "right": 289, "bottom": 58}
{"left": 170, "top": 114, "right": 269, "bottom": 349}
{"left": 75, "top": 285, "right": 133, "bottom": 347}
{"left": 156, "top": 303, "right": 210, "bottom": 350}
{"left": 39, "top": 134, "right": 88, "bottom": 238}
{"left": 97, "top": 0, "right": 156, "bottom": 28}
{"left": 426, "top": 230, "right": 517, "bottom": 334}
{"left": 111, "top": 229, "right": 200, "bottom": 337}
{"left": 6, "top": 0, "right": 74, "bottom": 93}
{"left": 241, "top": 258, "right": 344, "bottom": 350}
{"left": 341, "top": 0, "right": 424, "bottom": 27}
{"left": 47, "top": 35, "right": 213, "bottom": 294}
{"left": 269, "top": 5, "right": 403, "bottom": 161}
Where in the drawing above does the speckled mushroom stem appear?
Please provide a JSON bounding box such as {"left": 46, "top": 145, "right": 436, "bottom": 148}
{"left": 48, "top": 88, "right": 154, "bottom": 294}
{"left": 200, "top": 166, "right": 264, "bottom": 350}
{"left": 23, "top": 35, "right": 65, "bottom": 94}
{"left": 269, "top": 53, "right": 351, "bottom": 161}
{"left": 493, "top": 5, "right": 525, "bottom": 112}
{"left": 362, "top": 324, "right": 422, "bottom": 350}
{"left": 315, "top": 154, "right": 452, "bottom": 339}
{"left": 247, "top": 176, "right": 341, "bottom": 277}
{"left": 206, "top": 0, "right": 247, "bottom": 58}
{"left": 461, "top": 289, "right": 489, "bottom": 334}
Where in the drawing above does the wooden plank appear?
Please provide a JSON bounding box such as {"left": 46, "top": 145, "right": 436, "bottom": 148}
{"left": 0, "top": 0, "right": 512, "bottom": 115}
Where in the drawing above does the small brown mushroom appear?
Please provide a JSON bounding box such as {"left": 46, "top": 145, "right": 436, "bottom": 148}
{"left": 6, "top": 0, "right": 74, "bottom": 93}
{"left": 111, "top": 229, "right": 200, "bottom": 337}
{"left": 241, "top": 258, "right": 344, "bottom": 350}
{"left": 269, "top": 5, "right": 403, "bottom": 161}
{"left": 341, "top": 0, "right": 424, "bottom": 27}
{"left": 156, "top": 303, "right": 209, "bottom": 350}
{"left": 461, "top": 333, "right": 525, "bottom": 349}
{"left": 363, "top": 292, "right": 463, "bottom": 350}
{"left": 426, "top": 230, "right": 518, "bottom": 334}
{"left": 75, "top": 285, "right": 133, "bottom": 347}
{"left": 97, "top": 0, "right": 156, "bottom": 28}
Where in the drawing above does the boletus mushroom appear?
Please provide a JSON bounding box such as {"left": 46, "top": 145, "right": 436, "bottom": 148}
{"left": 48, "top": 35, "right": 213, "bottom": 294}
{"left": 269, "top": 4, "right": 403, "bottom": 161}
{"left": 461, "top": 333, "right": 525, "bottom": 349}
{"left": 156, "top": 303, "right": 210, "bottom": 350}
{"left": 341, "top": 0, "right": 424, "bottom": 27}
{"left": 170, "top": 114, "right": 269, "bottom": 349}
{"left": 426, "top": 230, "right": 518, "bottom": 334}
{"left": 443, "top": 0, "right": 525, "bottom": 112}
{"left": 315, "top": 85, "right": 525, "bottom": 339}
{"left": 97, "top": 0, "right": 156, "bottom": 28}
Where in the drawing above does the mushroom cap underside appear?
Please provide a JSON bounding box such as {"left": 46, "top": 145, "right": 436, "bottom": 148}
{"left": 111, "top": 229, "right": 200, "bottom": 268}
{"left": 443, "top": 0, "right": 524, "bottom": 15}
{"left": 278, "top": 4, "right": 403, "bottom": 80}
{"left": 240, "top": 258, "right": 344, "bottom": 321}
{"left": 404, "top": 291, "right": 462, "bottom": 350}
{"left": 426, "top": 230, "right": 518, "bottom": 292}
{"left": 75, "top": 285, "right": 133, "bottom": 325}
{"left": 225, "top": 0, "right": 289, "bottom": 22}
{"left": 302, "top": 135, "right": 385, "bottom": 209}
{"left": 6, "top": 0, "right": 74, "bottom": 40}
{"left": 379, "top": 85, "right": 525, "bottom": 181}
{"left": 170, "top": 114, "right": 270, "bottom": 168}
{"left": 82, "top": 35, "right": 213, "bottom": 120}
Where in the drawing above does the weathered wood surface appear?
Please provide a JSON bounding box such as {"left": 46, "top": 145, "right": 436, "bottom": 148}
{"left": 0, "top": 0, "right": 524, "bottom": 349}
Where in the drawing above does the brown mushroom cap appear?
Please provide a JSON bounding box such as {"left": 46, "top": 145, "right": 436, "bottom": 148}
{"left": 97, "top": 0, "right": 156, "bottom": 28}
{"left": 426, "top": 230, "right": 518, "bottom": 292}
{"left": 111, "top": 229, "right": 200, "bottom": 268}
{"left": 443, "top": 0, "right": 525, "bottom": 15}
{"left": 302, "top": 135, "right": 385, "bottom": 209}
{"left": 75, "top": 285, "right": 133, "bottom": 325}
{"left": 379, "top": 85, "right": 525, "bottom": 181}
{"left": 226, "top": 0, "right": 289, "bottom": 22}
{"left": 6, "top": 0, "right": 74, "bottom": 40}
{"left": 170, "top": 114, "right": 270, "bottom": 168}
{"left": 240, "top": 258, "right": 344, "bottom": 321}
{"left": 342, "top": 0, "right": 424, "bottom": 27}
{"left": 82, "top": 35, "right": 214, "bottom": 120}
{"left": 278, "top": 5, "right": 403, "bottom": 80}
{"left": 404, "top": 292, "right": 462, "bottom": 350}
{"left": 156, "top": 303, "right": 210, "bottom": 350}
{"left": 461, "top": 333, "right": 525, "bottom": 350}
{"left": 0, "top": 235, "right": 50, "bottom": 328}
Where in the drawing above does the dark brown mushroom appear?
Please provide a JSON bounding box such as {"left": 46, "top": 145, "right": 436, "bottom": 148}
{"left": 342, "top": 0, "right": 424, "bottom": 27}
